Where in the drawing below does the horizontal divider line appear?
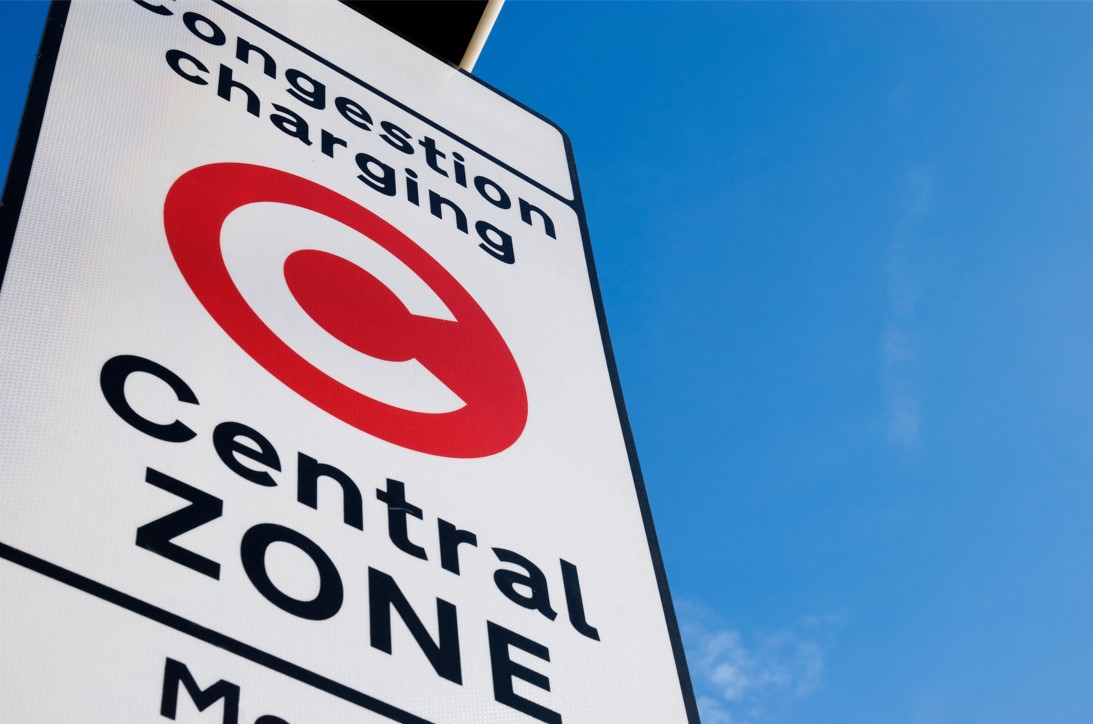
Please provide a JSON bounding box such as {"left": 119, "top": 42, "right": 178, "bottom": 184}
{"left": 0, "top": 540, "right": 430, "bottom": 724}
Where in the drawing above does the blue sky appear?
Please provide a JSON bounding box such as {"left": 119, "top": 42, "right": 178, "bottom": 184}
{"left": 3, "top": 2, "right": 1092, "bottom": 723}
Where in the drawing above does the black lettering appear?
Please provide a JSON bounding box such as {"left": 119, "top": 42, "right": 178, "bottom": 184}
{"left": 131, "top": 0, "right": 173, "bottom": 16}
{"left": 438, "top": 519, "right": 477, "bottom": 575}
{"left": 355, "top": 152, "right": 396, "bottom": 196}
{"left": 235, "top": 37, "right": 276, "bottom": 78}
{"left": 492, "top": 548, "right": 557, "bottom": 621}
{"left": 297, "top": 453, "right": 363, "bottom": 531}
{"left": 320, "top": 129, "right": 347, "bottom": 159}
{"left": 240, "top": 524, "right": 343, "bottom": 621}
{"left": 519, "top": 198, "right": 556, "bottom": 240}
{"left": 561, "top": 559, "right": 600, "bottom": 641}
{"left": 473, "top": 175, "right": 512, "bottom": 209}
{"left": 166, "top": 49, "right": 208, "bottom": 86}
{"left": 161, "top": 658, "right": 239, "bottom": 724}
{"left": 213, "top": 421, "right": 280, "bottom": 487}
{"left": 137, "top": 468, "right": 222, "bottom": 579}
{"left": 379, "top": 121, "right": 413, "bottom": 154}
{"left": 487, "top": 621, "right": 560, "bottom": 724}
{"left": 368, "top": 567, "right": 462, "bottom": 684}
{"left": 405, "top": 168, "right": 420, "bottom": 206}
{"left": 270, "top": 104, "right": 312, "bottom": 145}
{"left": 217, "top": 64, "right": 260, "bottom": 117}
{"left": 452, "top": 151, "right": 467, "bottom": 187}
{"left": 182, "top": 11, "right": 226, "bottom": 46}
{"left": 376, "top": 479, "right": 427, "bottom": 560}
{"left": 335, "top": 96, "right": 372, "bottom": 130}
{"left": 101, "top": 355, "right": 198, "bottom": 443}
{"left": 428, "top": 190, "right": 468, "bottom": 234}
{"left": 286, "top": 68, "right": 326, "bottom": 110}
{"left": 418, "top": 136, "right": 448, "bottom": 176}
{"left": 476, "top": 221, "right": 514, "bottom": 264}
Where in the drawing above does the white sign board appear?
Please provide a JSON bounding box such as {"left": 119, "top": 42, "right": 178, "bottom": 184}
{"left": 0, "top": 1, "right": 697, "bottom": 722}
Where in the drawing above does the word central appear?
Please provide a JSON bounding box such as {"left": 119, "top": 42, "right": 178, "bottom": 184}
{"left": 101, "top": 354, "right": 600, "bottom": 723}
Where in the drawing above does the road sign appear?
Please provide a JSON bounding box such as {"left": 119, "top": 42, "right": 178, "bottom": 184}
{"left": 0, "top": 2, "right": 698, "bottom": 722}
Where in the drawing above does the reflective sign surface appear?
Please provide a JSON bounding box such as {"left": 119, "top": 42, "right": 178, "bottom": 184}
{"left": 0, "top": 2, "right": 696, "bottom": 721}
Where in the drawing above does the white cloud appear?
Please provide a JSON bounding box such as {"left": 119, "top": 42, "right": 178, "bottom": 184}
{"left": 678, "top": 602, "right": 836, "bottom": 724}
{"left": 884, "top": 327, "right": 920, "bottom": 447}
{"left": 697, "top": 695, "right": 737, "bottom": 724}
{"left": 882, "top": 169, "right": 935, "bottom": 450}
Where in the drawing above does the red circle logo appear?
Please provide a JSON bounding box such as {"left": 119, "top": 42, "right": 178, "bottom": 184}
{"left": 163, "top": 163, "right": 527, "bottom": 458}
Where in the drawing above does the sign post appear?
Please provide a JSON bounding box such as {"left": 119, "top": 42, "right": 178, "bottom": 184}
{"left": 0, "top": 2, "right": 698, "bottom": 721}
